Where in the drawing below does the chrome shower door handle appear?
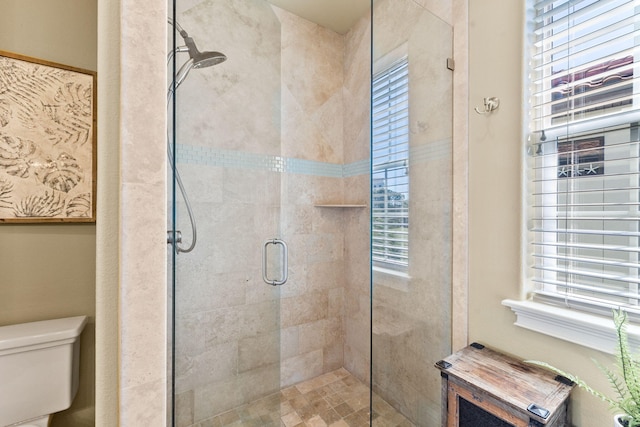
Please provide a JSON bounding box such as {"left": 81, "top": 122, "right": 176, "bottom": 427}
{"left": 262, "top": 238, "right": 288, "bottom": 286}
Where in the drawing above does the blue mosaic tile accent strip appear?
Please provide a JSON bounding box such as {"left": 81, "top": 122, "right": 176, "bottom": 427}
{"left": 176, "top": 144, "right": 369, "bottom": 178}
{"left": 343, "top": 159, "right": 370, "bottom": 177}
{"left": 285, "top": 157, "right": 342, "bottom": 177}
{"left": 175, "top": 145, "right": 286, "bottom": 172}
{"left": 175, "top": 142, "right": 449, "bottom": 177}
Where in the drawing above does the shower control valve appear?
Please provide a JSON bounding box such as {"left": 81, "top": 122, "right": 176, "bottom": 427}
{"left": 167, "top": 230, "right": 183, "bottom": 245}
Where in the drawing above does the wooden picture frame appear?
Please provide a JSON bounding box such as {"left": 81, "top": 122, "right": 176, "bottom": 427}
{"left": 0, "top": 50, "right": 96, "bottom": 223}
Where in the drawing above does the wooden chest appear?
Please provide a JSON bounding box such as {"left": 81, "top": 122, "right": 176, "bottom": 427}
{"left": 435, "top": 343, "right": 575, "bottom": 427}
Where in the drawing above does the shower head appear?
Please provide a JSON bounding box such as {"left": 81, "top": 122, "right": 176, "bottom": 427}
{"left": 173, "top": 49, "right": 226, "bottom": 91}
{"left": 168, "top": 17, "right": 227, "bottom": 91}
{"left": 193, "top": 50, "right": 227, "bottom": 69}
{"left": 181, "top": 34, "right": 227, "bottom": 69}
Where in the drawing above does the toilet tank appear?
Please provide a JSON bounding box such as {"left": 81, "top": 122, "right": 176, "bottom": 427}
{"left": 0, "top": 316, "right": 88, "bottom": 426}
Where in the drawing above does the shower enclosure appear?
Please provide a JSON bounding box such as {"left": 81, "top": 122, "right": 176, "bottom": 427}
{"left": 168, "top": 1, "right": 453, "bottom": 426}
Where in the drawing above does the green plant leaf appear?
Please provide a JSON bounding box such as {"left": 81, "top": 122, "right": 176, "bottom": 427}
{"left": 526, "top": 309, "right": 640, "bottom": 425}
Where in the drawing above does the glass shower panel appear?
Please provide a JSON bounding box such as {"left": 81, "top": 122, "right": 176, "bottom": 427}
{"left": 372, "top": 1, "right": 453, "bottom": 426}
{"left": 170, "top": 1, "right": 284, "bottom": 424}
{"left": 169, "top": 1, "right": 375, "bottom": 426}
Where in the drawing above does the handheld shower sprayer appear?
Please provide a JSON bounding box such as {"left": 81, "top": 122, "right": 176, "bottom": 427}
{"left": 168, "top": 18, "right": 227, "bottom": 96}
{"left": 167, "top": 17, "right": 227, "bottom": 254}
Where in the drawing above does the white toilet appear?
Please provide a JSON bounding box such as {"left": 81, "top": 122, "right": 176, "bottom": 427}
{"left": 0, "top": 316, "right": 88, "bottom": 427}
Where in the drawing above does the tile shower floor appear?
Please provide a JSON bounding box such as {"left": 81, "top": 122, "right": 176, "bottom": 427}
{"left": 191, "top": 368, "right": 415, "bottom": 427}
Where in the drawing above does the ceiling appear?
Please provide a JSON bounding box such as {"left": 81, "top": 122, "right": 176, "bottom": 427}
{"left": 267, "top": 0, "right": 371, "bottom": 34}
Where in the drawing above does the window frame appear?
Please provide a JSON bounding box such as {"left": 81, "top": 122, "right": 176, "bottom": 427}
{"left": 505, "top": 0, "right": 640, "bottom": 352}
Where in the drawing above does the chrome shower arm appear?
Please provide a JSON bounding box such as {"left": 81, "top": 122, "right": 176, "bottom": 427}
{"left": 167, "top": 45, "right": 189, "bottom": 65}
{"left": 167, "top": 17, "right": 187, "bottom": 36}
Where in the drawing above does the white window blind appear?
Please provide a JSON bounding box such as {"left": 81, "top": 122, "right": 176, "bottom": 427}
{"left": 528, "top": 0, "right": 640, "bottom": 317}
{"left": 372, "top": 57, "right": 409, "bottom": 269}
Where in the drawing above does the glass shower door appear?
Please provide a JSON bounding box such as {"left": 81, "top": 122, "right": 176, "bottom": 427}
{"left": 168, "top": 1, "right": 454, "bottom": 426}
{"left": 371, "top": 1, "right": 454, "bottom": 426}
{"left": 169, "top": 1, "right": 285, "bottom": 424}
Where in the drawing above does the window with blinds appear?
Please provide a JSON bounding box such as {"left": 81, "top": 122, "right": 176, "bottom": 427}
{"left": 372, "top": 57, "right": 409, "bottom": 270}
{"left": 528, "top": 0, "right": 640, "bottom": 317}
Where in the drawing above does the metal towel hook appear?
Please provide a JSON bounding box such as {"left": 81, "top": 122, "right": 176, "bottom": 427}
{"left": 474, "top": 97, "right": 500, "bottom": 115}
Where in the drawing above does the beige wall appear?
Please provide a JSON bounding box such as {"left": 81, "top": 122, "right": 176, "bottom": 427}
{"left": 95, "top": 0, "right": 121, "bottom": 424}
{"left": 0, "top": 1, "right": 97, "bottom": 426}
{"left": 468, "top": 2, "right": 615, "bottom": 426}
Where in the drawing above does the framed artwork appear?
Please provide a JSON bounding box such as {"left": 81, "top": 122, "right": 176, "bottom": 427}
{"left": 0, "top": 50, "right": 96, "bottom": 223}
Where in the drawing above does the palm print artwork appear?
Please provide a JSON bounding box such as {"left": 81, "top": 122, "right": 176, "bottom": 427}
{"left": 0, "top": 51, "right": 96, "bottom": 222}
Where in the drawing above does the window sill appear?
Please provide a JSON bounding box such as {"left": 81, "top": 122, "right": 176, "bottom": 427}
{"left": 502, "top": 299, "right": 640, "bottom": 355}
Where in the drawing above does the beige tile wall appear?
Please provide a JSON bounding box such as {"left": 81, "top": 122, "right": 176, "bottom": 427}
{"left": 117, "top": 0, "right": 168, "bottom": 424}
{"left": 277, "top": 5, "right": 347, "bottom": 388}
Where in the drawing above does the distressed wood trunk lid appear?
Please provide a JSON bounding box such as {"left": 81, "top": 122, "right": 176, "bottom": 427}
{"left": 436, "top": 343, "right": 575, "bottom": 426}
